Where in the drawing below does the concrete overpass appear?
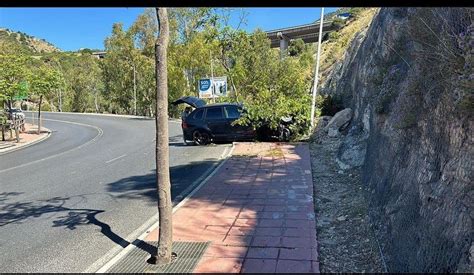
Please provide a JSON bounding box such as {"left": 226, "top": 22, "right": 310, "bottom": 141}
{"left": 266, "top": 20, "right": 339, "bottom": 54}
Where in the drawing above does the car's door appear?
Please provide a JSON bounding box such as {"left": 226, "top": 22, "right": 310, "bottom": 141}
{"left": 204, "top": 106, "right": 229, "bottom": 140}
{"left": 224, "top": 105, "right": 254, "bottom": 140}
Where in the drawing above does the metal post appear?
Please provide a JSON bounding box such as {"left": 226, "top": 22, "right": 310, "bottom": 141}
{"left": 310, "top": 7, "right": 325, "bottom": 131}
{"left": 210, "top": 50, "right": 215, "bottom": 103}
{"left": 133, "top": 65, "right": 137, "bottom": 116}
{"left": 59, "top": 89, "right": 62, "bottom": 112}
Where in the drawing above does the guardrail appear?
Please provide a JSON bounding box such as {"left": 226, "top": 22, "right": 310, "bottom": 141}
{"left": 1, "top": 116, "right": 26, "bottom": 142}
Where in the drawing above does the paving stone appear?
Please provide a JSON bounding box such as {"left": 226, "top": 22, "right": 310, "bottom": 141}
{"left": 279, "top": 247, "right": 313, "bottom": 261}
{"left": 241, "top": 259, "right": 277, "bottom": 273}
{"left": 247, "top": 247, "right": 279, "bottom": 259}
{"left": 251, "top": 236, "right": 281, "bottom": 247}
{"left": 275, "top": 259, "right": 313, "bottom": 273}
{"left": 194, "top": 257, "right": 243, "bottom": 273}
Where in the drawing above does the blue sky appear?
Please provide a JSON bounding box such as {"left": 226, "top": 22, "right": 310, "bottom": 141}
{"left": 0, "top": 8, "right": 338, "bottom": 51}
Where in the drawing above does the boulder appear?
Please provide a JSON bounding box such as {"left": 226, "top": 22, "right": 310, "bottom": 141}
{"left": 325, "top": 108, "right": 353, "bottom": 133}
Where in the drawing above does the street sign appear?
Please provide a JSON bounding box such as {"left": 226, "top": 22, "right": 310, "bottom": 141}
{"left": 198, "top": 77, "right": 227, "bottom": 99}
{"left": 199, "top": 78, "right": 212, "bottom": 98}
{"left": 212, "top": 76, "right": 227, "bottom": 97}
{"left": 13, "top": 82, "right": 29, "bottom": 100}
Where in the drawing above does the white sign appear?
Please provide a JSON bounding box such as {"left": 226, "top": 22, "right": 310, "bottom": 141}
{"left": 199, "top": 78, "right": 212, "bottom": 98}
{"left": 198, "top": 76, "right": 227, "bottom": 99}
{"left": 212, "top": 76, "right": 227, "bottom": 97}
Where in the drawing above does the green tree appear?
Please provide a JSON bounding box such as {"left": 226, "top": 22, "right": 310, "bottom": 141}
{"left": 103, "top": 22, "right": 149, "bottom": 115}
{"left": 62, "top": 55, "right": 103, "bottom": 113}
{"left": 29, "top": 66, "right": 62, "bottom": 134}
{"left": 0, "top": 55, "right": 29, "bottom": 109}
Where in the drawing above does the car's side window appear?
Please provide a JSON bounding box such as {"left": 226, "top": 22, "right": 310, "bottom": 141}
{"left": 224, "top": 106, "right": 241, "bottom": 119}
{"left": 193, "top": 109, "right": 204, "bottom": 120}
{"left": 205, "top": 107, "right": 224, "bottom": 120}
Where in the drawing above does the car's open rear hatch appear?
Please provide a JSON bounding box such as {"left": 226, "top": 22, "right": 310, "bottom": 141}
{"left": 171, "top": 96, "right": 206, "bottom": 108}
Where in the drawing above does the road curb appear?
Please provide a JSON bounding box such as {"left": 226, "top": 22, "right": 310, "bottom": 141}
{"left": 28, "top": 111, "right": 182, "bottom": 122}
{"left": 89, "top": 143, "right": 235, "bottom": 273}
{"left": 0, "top": 127, "right": 51, "bottom": 156}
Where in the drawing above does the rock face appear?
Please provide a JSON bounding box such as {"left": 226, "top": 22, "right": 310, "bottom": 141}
{"left": 320, "top": 8, "right": 473, "bottom": 273}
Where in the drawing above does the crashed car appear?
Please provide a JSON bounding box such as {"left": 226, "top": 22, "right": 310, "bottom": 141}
{"left": 172, "top": 96, "right": 256, "bottom": 145}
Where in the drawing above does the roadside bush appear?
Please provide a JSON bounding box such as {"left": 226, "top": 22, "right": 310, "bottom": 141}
{"left": 0, "top": 110, "right": 6, "bottom": 125}
{"left": 288, "top": 39, "right": 306, "bottom": 56}
{"left": 332, "top": 18, "right": 347, "bottom": 29}
{"left": 236, "top": 89, "right": 311, "bottom": 140}
{"left": 316, "top": 94, "right": 344, "bottom": 116}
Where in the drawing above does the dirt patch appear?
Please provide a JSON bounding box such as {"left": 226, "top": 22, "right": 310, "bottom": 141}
{"left": 263, "top": 147, "right": 284, "bottom": 158}
{"left": 309, "top": 130, "right": 385, "bottom": 272}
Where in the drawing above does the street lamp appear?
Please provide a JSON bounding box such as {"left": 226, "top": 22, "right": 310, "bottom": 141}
{"left": 310, "top": 7, "right": 325, "bottom": 131}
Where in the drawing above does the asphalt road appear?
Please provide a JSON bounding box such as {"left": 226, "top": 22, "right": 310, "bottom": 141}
{"left": 0, "top": 112, "right": 230, "bottom": 273}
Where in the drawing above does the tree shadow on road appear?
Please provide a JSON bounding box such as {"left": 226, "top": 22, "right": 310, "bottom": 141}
{"left": 0, "top": 193, "right": 130, "bottom": 249}
{"left": 105, "top": 158, "right": 222, "bottom": 204}
{"left": 0, "top": 156, "right": 226, "bottom": 255}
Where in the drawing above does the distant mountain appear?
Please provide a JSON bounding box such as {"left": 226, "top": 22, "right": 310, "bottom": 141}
{"left": 0, "top": 28, "right": 61, "bottom": 54}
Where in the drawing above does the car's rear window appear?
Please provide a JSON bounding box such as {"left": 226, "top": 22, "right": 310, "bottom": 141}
{"left": 193, "top": 109, "right": 204, "bottom": 120}
{"left": 205, "top": 107, "right": 224, "bottom": 120}
{"left": 225, "top": 106, "right": 241, "bottom": 119}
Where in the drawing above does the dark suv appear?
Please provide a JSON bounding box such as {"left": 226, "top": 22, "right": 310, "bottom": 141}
{"left": 172, "top": 96, "right": 255, "bottom": 145}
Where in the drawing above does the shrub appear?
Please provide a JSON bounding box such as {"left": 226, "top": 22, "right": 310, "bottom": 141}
{"left": 332, "top": 18, "right": 346, "bottom": 29}
{"left": 0, "top": 110, "right": 6, "bottom": 125}
{"left": 316, "top": 94, "right": 344, "bottom": 116}
{"left": 288, "top": 39, "right": 305, "bottom": 56}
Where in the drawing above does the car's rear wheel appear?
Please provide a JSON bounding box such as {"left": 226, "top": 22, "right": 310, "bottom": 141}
{"left": 193, "top": 130, "right": 210, "bottom": 145}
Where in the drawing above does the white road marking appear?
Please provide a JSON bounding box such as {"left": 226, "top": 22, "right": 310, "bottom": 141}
{"left": 105, "top": 154, "right": 127, "bottom": 164}
{"left": 0, "top": 118, "right": 103, "bottom": 174}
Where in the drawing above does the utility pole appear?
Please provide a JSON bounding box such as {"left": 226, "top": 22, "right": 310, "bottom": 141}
{"left": 133, "top": 64, "right": 137, "bottom": 116}
{"left": 310, "top": 7, "right": 325, "bottom": 131}
{"left": 59, "top": 89, "right": 62, "bottom": 112}
{"left": 210, "top": 50, "right": 215, "bottom": 103}
{"left": 52, "top": 59, "right": 65, "bottom": 112}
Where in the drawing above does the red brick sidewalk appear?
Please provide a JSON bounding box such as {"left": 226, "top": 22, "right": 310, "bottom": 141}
{"left": 0, "top": 123, "right": 50, "bottom": 153}
{"left": 145, "top": 142, "right": 319, "bottom": 273}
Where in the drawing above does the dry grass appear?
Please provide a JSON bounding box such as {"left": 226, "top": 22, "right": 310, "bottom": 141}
{"left": 319, "top": 8, "right": 379, "bottom": 84}
{"left": 263, "top": 147, "right": 284, "bottom": 157}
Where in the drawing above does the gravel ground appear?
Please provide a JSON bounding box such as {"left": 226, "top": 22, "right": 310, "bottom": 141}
{"left": 309, "top": 123, "right": 386, "bottom": 272}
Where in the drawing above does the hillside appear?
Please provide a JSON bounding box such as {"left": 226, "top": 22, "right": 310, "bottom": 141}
{"left": 0, "top": 28, "right": 60, "bottom": 54}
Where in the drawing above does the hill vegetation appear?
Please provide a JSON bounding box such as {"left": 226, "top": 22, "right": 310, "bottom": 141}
{"left": 0, "top": 28, "right": 60, "bottom": 54}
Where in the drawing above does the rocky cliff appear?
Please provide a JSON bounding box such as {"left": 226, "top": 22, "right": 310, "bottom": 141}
{"left": 319, "top": 8, "right": 473, "bottom": 272}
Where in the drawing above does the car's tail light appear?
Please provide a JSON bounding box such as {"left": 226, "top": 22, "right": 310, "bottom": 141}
{"left": 182, "top": 121, "right": 188, "bottom": 129}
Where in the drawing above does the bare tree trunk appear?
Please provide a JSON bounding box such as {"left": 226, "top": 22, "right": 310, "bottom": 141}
{"left": 94, "top": 88, "right": 99, "bottom": 113}
{"left": 133, "top": 64, "right": 137, "bottom": 116}
{"left": 148, "top": 7, "right": 173, "bottom": 266}
{"left": 37, "top": 95, "right": 43, "bottom": 135}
